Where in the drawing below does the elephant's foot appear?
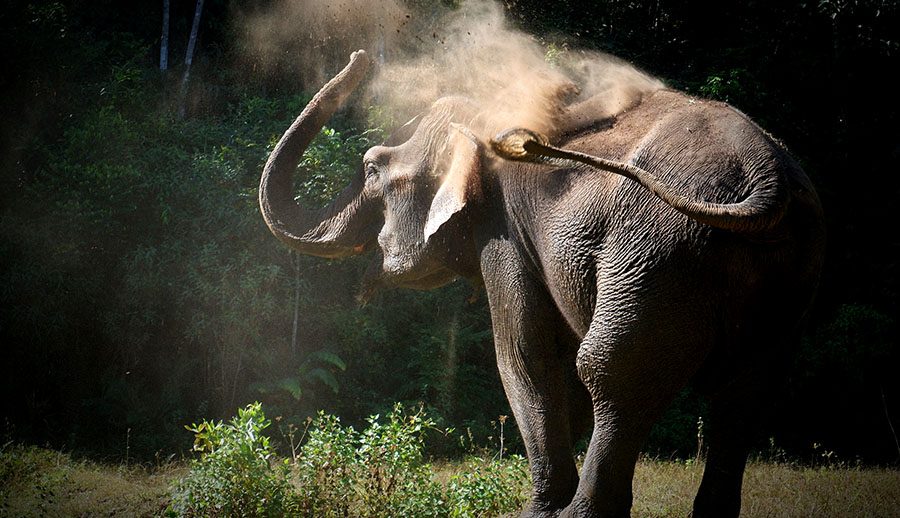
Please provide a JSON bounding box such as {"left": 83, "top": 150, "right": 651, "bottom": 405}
{"left": 516, "top": 508, "right": 562, "bottom": 518}
{"left": 513, "top": 502, "right": 571, "bottom": 518}
{"left": 556, "top": 493, "right": 630, "bottom": 518}
{"left": 557, "top": 498, "right": 595, "bottom": 518}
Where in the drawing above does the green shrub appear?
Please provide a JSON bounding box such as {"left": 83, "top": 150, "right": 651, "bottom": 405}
{"left": 292, "top": 413, "right": 358, "bottom": 517}
{"left": 295, "top": 403, "right": 448, "bottom": 518}
{"left": 446, "top": 455, "right": 530, "bottom": 518}
{"left": 357, "top": 405, "right": 448, "bottom": 518}
{"left": 166, "top": 403, "right": 531, "bottom": 518}
{"left": 166, "top": 402, "right": 297, "bottom": 517}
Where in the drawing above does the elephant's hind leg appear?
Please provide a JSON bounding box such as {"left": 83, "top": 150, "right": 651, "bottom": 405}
{"left": 691, "top": 379, "right": 766, "bottom": 518}
{"left": 562, "top": 303, "right": 712, "bottom": 517}
{"left": 691, "top": 337, "right": 794, "bottom": 517}
{"left": 691, "top": 294, "right": 807, "bottom": 518}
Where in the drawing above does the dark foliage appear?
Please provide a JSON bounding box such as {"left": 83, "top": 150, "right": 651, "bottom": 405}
{"left": 1, "top": 0, "right": 897, "bottom": 464}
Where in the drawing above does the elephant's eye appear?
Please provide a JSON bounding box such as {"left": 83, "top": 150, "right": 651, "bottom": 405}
{"left": 364, "top": 162, "right": 379, "bottom": 179}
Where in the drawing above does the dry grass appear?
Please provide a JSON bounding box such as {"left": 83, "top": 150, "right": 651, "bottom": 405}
{"left": 0, "top": 444, "right": 183, "bottom": 518}
{"left": 2, "top": 444, "right": 898, "bottom": 517}
{"left": 633, "top": 458, "right": 900, "bottom": 518}
{"left": 632, "top": 459, "right": 703, "bottom": 517}
{"left": 740, "top": 461, "right": 900, "bottom": 518}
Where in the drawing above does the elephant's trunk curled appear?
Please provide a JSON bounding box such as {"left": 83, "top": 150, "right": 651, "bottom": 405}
{"left": 259, "top": 50, "right": 373, "bottom": 257}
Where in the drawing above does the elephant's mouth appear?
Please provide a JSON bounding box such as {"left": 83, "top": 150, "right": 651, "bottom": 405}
{"left": 357, "top": 248, "right": 457, "bottom": 303}
{"left": 394, "top": 266, "right": 457, "bottom": 290}
{"left": 351, "top": 238, "right": 377, "bottom": 255}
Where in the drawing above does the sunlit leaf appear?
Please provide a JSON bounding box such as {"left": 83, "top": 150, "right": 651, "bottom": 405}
{"left": 277, "top": 377, "right": 303, "bottom": 400}
{"left": 306, "top": 368, "right": 340, "bottom": 393}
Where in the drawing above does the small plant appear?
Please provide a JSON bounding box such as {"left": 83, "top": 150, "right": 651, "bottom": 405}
{"left": 447, "top": 414, "right": 530, "bottom": 517}
{"left": 251, "top": 350, "right": 347, "bottom": 401}
{"left": 695, "top": 416, "right": 704, "bottom": 462}
{"left": 293, "top": 412, "right": 358, "bottom": 517}
{"left": 446, "top": 454, "right": 529, "bottom": 518}
{"left": 766, "top": 437, "right": 789, "bottom": 465}
{"left": 295, "top": 403, "right": 448, "bottom": 518}
{"left": 292, "top": 404, "right": 530, "bottom": 517}
{"left": 166, "top": 402, "right": 297, "bottom": 517}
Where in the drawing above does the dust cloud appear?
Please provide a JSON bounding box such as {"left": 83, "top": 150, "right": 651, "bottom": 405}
{"left": 238, "top": 0, "right": 662, "bottom": 141}
{"left": 237, "top": 0, "right": 408, "bottom": 89}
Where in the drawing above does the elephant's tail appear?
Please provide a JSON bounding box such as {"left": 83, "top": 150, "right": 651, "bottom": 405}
{"left": 490, "top": 128, "right": 789, "bottom": 234}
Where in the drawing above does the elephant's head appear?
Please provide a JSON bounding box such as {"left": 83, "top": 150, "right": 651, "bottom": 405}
{"left": 259, "top": 51, "right": 484, "bottom": 300}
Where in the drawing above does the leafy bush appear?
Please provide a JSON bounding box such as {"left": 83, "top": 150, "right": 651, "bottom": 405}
{"left": 166, "top": 403, "right": 530, "bottom": 518}
{"left": 296, "top": 403, "right": 530, "bottom": 518}
{"left": 166, "top": 403, "right": 297, "bottom": 517}
{"left": 292, "top": 413, "right": 358, "bottom": 517}
{"left": 294, "top": 403, "right": 449, "bottom": 518}
{"left": 446, "top": 455, "right": 530, "bottom": 518}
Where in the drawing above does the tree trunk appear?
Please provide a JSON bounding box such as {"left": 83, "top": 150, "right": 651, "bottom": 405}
{"left": 160, "top": 0, "right": 170, "bottom": 71}
{"left": 291, "top": 252, "right": 301, "bottom": 355}
{"left": 178, "top": 0, "right": 204, "bottom": 118}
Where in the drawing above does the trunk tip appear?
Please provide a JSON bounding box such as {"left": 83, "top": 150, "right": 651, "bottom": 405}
{"left": 350, "top": 49, "right": 369, "bottom": 65}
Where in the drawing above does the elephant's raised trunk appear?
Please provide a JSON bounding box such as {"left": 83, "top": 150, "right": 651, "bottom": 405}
{"left": 259, "top": 50, "right": 373, "bottom": 257}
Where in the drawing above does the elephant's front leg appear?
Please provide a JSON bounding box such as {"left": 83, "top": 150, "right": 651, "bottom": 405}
{"left": 482, "top": 248, "right": 588, "bottom": 518}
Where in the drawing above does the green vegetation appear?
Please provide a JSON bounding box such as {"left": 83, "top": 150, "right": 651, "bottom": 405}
{"left": 167, "top": 403, "right": 529, "bottom": 518}
{"left": 3, "top": 433, "right": 899, "bottom": 517}
{"left": 1, "top": 2, "right": 898, "bottom": 508}
{"left": 167, "top": 403, "right": 296, "bottom": 517}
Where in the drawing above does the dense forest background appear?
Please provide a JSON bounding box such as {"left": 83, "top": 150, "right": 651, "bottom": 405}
{"left": 1, "top": 0, "right": 898, "bottom": 465}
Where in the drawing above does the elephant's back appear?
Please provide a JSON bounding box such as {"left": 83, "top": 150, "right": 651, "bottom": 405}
{"left": 536, "top": 89, "right": 824, "bottom": 335}
{"left": 560, "top": 88, "right": 822, "bottom": 240}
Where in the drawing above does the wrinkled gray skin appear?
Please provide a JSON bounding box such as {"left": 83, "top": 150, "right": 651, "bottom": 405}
{"left": 260, "top": 51, "right": 825, "bottom": 518}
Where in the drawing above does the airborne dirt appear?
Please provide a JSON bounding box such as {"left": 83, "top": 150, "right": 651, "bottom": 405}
{"left": 238, "top": 0, "right": 662, "bottom": 141}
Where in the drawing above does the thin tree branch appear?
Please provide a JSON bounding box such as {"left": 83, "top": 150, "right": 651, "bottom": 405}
{"left": 178, "top": 0, "right": 205, "bottom": 118}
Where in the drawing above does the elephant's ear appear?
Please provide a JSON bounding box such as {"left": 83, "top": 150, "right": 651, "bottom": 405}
{"left": 424, "top": 124, "right": 482, "bottom": 244}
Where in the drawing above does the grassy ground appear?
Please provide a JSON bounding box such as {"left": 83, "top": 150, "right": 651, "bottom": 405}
{"left": 632, "top": 459, "right": 900, "bottom": 517}
{"left": 2, "top": 444, "right": 898, "bottom": 517}
{"left": 1, "top": 444, "right": 182, "bottom": 518}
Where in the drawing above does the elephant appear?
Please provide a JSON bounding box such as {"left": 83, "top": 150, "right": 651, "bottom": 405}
{"left": 259, "top": 50, "right": 825, "bottom": 518}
